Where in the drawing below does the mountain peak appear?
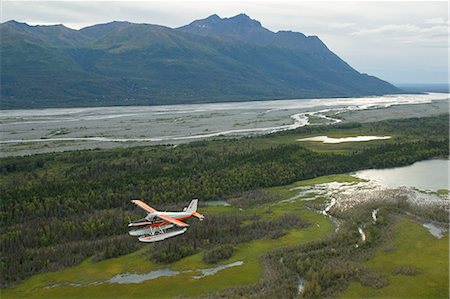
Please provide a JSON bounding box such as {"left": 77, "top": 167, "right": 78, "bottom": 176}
{"left": 80, "top": 21, "right": 135, "bottom": 38}
{"left": 1, "top": 20, "right": 74, "bottom": 33}
{"left": 205, "top": 14, "right": 221, "bottom": 21}
{"left": 178, "top": 13, "right": 267, "bottom": 38}
{"left": 3, "top": 20, "right": 24, "bottom": 25}
{"left": 235, "top": 13, "right": 250, "bottom": 18}
{"left": 226, "top": 13, "right": 262, "bottom": 28}
{"left": 1, "top": 20, "right": 29, "bottom": 29}
{"left": 229, "top": 13, "right": 251, "bottom": 21}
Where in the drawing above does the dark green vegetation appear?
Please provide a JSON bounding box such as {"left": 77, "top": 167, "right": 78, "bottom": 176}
{"left": 0, "top": 115, "right": 448, "bottom": 288}
{"left": 206, "top": 199, "right": 448, "bottom": 298}
{"left": 203, "top": 244, "right": 235, "bottom": 264}
{"left": 0, "top": 14, "right": 400, "bottom": 109}
{"left": 150, "top": 212, "right": 307, "bottom": 264}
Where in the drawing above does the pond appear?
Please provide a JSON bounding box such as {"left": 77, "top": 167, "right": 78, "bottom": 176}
{"left": 107, "top": 268, "right": 180, "bottom": 284}
{"left": 102, "top": 261, "right": 243, "bottom": 284}
{"left": 204, "top": 200, "right": 231, "bottom": 206}
{"left": 44, "top": 260, "right": 246, "bottom": 289}
{"left": 354, "top": 159, "right": 449, "bottom": 191}
{"left": 297, "top": 135, "right": 391, "bottom": 143}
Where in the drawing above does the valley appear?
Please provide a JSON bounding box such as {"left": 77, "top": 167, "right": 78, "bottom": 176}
{"left": 1, "top": 93, "right": 447, "bottom": 157}
{"left": 1, "top": 112, "right": 448, "bottom": 298}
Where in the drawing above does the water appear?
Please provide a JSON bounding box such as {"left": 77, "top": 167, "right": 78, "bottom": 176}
{"left": 297, "top": 277, "right": 305, "bottom": 294}
{"left": 107, "top": 268, "right": 180, "bottom": 284}
{"left": 192, "top": 261, "right": 244, "bottom": 279}
{"left": 372, "top": 209, "right": 378, "bottom": 223}
{"left": 322, "top": 198, "right": 336, "bottom": 216}
{"left": 1, "top": 93, "right": 447, "bottom": 156}
{"left": 204, "top": 200, "right": 231, "bottom": 206}
{"left": 358, "top": 227, "right": 366, "bottom": 242}
{"left": 422, "top": 223, "right": 447, "bottom": 239}
{"left": 297, "top": 135, "right": 391, "bottom": 143}
{"left": 354, "top": 159, "right": 449, "bottom": 191}
{"left": 108, "top": 261, "right": 244, "bottom": 284}
{"left": 43, "top": 261, "right": 245, "bottom": 289}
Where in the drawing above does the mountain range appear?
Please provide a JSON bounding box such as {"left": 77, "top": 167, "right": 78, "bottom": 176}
{"left": 0, "top": 14, "right": 401, "bottom": 109}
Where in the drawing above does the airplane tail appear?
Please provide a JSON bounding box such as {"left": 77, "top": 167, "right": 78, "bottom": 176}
{"left": 186, "top": 199, "right": 198, "bottom": 214}
{"left": 186, "top": 199, "right": 204, "bottom": 220}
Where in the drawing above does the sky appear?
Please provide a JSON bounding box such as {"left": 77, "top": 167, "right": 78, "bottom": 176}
{"left": 1, "top": 0, "right": 448, "bottom": 84}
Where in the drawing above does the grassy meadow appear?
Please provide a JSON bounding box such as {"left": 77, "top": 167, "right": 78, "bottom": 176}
{"left": 342, "top": 220, "right": 449, "bottom": 298}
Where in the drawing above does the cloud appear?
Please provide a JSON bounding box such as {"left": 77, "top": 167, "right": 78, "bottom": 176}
{"left": 329, "top": 22, "right": 356, "bottom": 29}
{"left": 350, "top": 24, "right": 420, "bottom": 36}
{"left": 424, "top": 17, "right": 447, "bottom": 25}
{"left": 348, "top": 22, "right": 448, "bottom": 48}
{"left": 350, "top": 23, "right": 448, "bottom": 36}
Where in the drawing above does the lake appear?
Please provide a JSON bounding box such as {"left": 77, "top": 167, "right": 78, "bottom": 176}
{"left": 354, "top": 159, "right": 449, "bottom": 191}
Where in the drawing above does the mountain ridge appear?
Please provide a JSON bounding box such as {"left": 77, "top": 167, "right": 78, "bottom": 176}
{"left": 0, "top": 14, "right": 401, "bottom": 109}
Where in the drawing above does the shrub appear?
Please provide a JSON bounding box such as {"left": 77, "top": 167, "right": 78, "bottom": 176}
{"left": 357, "top": 269, "right": 389, "bottom": 288}
{"left": 392, "top": 266, "right": 421, "bottom": 276}
{"left": 203, "top": 244, "right": 235, "bottom": 264}
{"left": 150, "top": 244, "right": 196, "bottom": 264}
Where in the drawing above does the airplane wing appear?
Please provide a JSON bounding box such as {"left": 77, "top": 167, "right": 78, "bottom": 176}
{"left": 131, "top": 200, "right": 158, "bottom": 214}
{"left": 156, "top": 214, "right": 189, "bottom": 227}
{"left": 131, "top": 199, "right": 189, "bottom": 227}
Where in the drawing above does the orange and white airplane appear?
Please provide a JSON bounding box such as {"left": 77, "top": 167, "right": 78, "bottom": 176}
{"left": 128, "top": 199, "right": 204, "bottom": 243}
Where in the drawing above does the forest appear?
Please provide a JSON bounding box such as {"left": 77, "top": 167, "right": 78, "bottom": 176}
{"left": 0, "top": 114, "right": 448, "bottom": 287}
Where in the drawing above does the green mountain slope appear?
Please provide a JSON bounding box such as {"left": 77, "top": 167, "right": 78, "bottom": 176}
{"left": 0, "top": 14, "right": 401, "bottom": 109}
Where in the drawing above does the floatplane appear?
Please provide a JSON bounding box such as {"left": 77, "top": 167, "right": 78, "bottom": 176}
{"left": 128, "top": 199, "right": 204, "bottom": 243}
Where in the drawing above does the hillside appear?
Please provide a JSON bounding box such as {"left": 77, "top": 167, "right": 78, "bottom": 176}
{"left": 0, "top": 14, "right": 401, "bottom": 109}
